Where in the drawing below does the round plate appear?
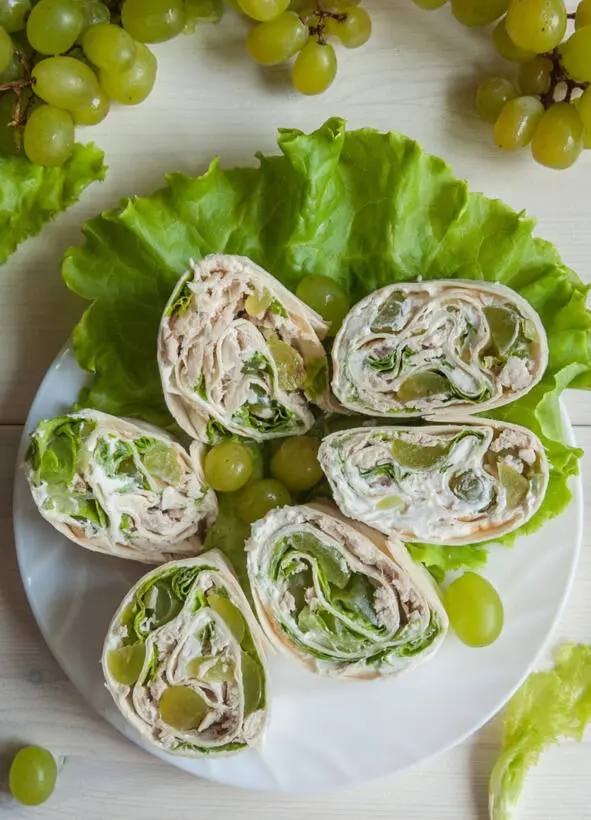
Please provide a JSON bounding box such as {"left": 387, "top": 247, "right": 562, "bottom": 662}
{"left": 13, "top": 346, "right": 583, "bottom": 794}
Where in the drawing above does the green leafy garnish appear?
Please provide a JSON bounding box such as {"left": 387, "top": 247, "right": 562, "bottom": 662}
{"left": 489, "top": 643, "right": 591, "bottom": 820}
{"left": 1, "top": 144, "right": 106, "bottom": 266}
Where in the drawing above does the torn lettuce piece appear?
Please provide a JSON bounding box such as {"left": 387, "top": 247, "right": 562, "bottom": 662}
{"left": 24, "top": 409, "right": 217, "bottom": 563}
{"left": 489, "top": 643, "right": 591, "bottom": 820}
{"left": 1, "top": 143, "right": 106, "bottom": 266}
{"left": 246, "top": 501, "right": 448, "bottom": 678}
{"left": 158, "top": 254, "right": 333, "bottom": 442}
{"left": 102, "top": 550, "right": 269, "bottom": 757}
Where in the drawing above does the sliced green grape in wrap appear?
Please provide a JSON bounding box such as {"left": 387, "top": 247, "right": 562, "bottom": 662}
{"left": 331, "top": 280, "right": 548, "bottom": 417}
{"left": 157, "top": 254, "right": 334, "bottom": 443}
{"left": 24, "top": 409, "right": 217, "bottom": 563}
{"left": 246, "top": 502, "right": 448, "bottom": 679}
{"left": 102, "top": 550, "right": 269, "bottom": 757}
{"left": 318, "top": 421, "right": 548, "bottom": 546}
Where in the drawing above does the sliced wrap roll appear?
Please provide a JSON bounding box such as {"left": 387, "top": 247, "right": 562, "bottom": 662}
{"left": 102, "top": 550, "right": 269, "bottom": 757}
{"left": 246, "top": 502, "right": 448, "bottom": 679}
{"left": 158, "top": 254, "right": 332, "bottom": 442}
{"left": 24, "top": 409, "right": 217, "bottom": 563}
{"left": 318, "top": 422, "right": 548, "bottom": 545}
{"left": 331, "top": 280, "right": 548, "bottom": 417}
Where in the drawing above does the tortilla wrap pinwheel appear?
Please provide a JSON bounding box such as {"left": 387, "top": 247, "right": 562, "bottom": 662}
{"left": 318, "top": 421, "right": 548, "bottom": 546}
{"left": 102, "top": 550, "right": 269, "bottom": 757}
{"left": 246, "top": 502, "right": 448, "bottom": 679}
{"left": 331, "top": 280, "right": 548, "bottom": 417}
{"left": 157, "top": 254, "right": 334, "bottom": 443}
{"left": 24, "top": 409, "right": 217, "bottom": 563}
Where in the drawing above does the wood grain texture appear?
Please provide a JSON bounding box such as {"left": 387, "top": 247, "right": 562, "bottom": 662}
{"left": 0, "top": 1, "right": 590, "bottom": 815}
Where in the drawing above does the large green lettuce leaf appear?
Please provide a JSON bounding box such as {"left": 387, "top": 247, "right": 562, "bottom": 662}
{"left": 62, "top": 117, "right": 590, "bottom": 576}
{"left": 0, "top": 143, "right": 106, "bottom": 265}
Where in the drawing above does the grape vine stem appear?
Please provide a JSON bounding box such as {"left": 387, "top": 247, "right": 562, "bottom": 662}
{"left": 540, "top": 49, "right": 589, "bottom": 109}
{"left": 0, "top": 48, "right": 33, "bottom": 130}
{"left": 300, "top": 2, "right": 346, "bottom": 46}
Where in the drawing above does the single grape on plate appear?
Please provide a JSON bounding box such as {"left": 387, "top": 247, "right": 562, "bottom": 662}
{"left": 445, "top": 572, "right": 504, "bottom": 648}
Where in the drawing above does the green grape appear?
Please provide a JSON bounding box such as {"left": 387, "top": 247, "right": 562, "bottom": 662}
{"left": 78, "top": 0, "right": 111, "bottom": 39}
{"left": 451, "top": 0, "right": 509, "bottom": 26}
{"left": 23, "top": 104, "right": 74, "bottom": 166}
{"left": 492, "top": 17, "right": 535, "bottom": 60}
{"left": 246, "top": 12, "right": 308, "bottom": 65}
{"left": 412, "top": 0, "right": 448, "bottom": 8}
{"left": 0, "top": 50, "right": 22, "bottom": 82}
{"left": 100, "top": 42, "right": 157, "bottom": 105}
{"left": 204, "top": 440, "right": 253, "bottom": 492}
{"left": 9, "top": 746, "right": 58, "bottom": 807}
{"left": 159, "top": 685, "right": 208, "bottom": 730}
{"left": 0, "top": 91, "right": 19, "bottom": 153}
{"left": 325, "top": 0, "right": 362, "bottom": 8}
{"left": 121, "top": 0, "right": 186, "bottom": 42}
{"left": 445, "top": 572, "right": 504, "bottom": 647}
{"left": 245, "top": 287, "right": 272, "bottom": 314}
{"left": 0, "top": 25, "right": 12, "bottom": 74}
{"left": 270, "top": 436, "right": 323, "bottom": 491}
{"left": 184, "top": 0, "right": 224, "bottom": 28}
{"left": 475, "top": 77, "right": 517, "bottom": 123}
{"left": 497, "top": 461, "right": 530, "bottom": 505}
{"left": 375, "top": 495, "right": 406, "bottom": 510}
{"left": 0, "top": 0, "right": 31, "bottom": 33}
{"left": 242, "top": 654, "right": 262, "bottom": 712}
{"left": 518, "top": 55, "right": 552, "bottom": 95}
{"left": 577, "top": 86, "right": 591, "bottom": 139}
{"left": 391, "top": 438, "right": 448, "bottom": 469}
{"left": 153, "top": 580, "right": 183, "bottom": 625}
{"left": 531, "top": 102, "right": 584, "bottom": 170}
{"left": 559, "top": 28, "right": 591, "bottom": 83}
{"left": 397, "top": 370, "right": 448, "bottom": 402}
{"left": 237, "top": 478, "right": 291, "bottom": 523}
{"left": 267, "top": 335, "right": 306, "bottom": 391}
{"left": 326, "top": 6, "right": 371, "bottom": 48}
{"left": 485, "top": 306, "right": 519, "bottom": 355}
{"left": 33, "top": 56, "right": 99, "bottom": 110}
{"left": 292, "top": 41, "right": 337, "bottom": 95}
{"left": 141, "top": 442, "right": 182, "bottom": 484}
{"left": 208, "top": 592, "right": 246, "bottom": 642}
{"left": 295, "top": 275, "right": 349, "bottom": 336}
{"left": 187, "top": 655, "right": 235, "bottom": 681}
{"left": 107, "top": 643, "right": 146, "bottom": 685}
{"left": 26, "top": 0, "right": 84, "bottom": 54}
{"left": 575, "top": 0, "right": 591, "bottom": 27}
{"left": 505, "top": 0, "right": 566, "bottom": 53}
{"left": 83, "top": 23, "right": 137, "bottom": 72}
{"left": 238, "top": 0, "right": 289, "bottom": 21}
{"left": 494, "top": 95, "right": 544, "bottom": 151}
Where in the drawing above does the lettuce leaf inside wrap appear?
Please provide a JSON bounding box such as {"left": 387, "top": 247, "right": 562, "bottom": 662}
{"left": 62, "top": 118, "right": 591, "bottom": 578}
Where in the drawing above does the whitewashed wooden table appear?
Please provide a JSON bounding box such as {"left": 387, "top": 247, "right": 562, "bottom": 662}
{"left": 1, "top": 3, "right": 590, "bottom": 817}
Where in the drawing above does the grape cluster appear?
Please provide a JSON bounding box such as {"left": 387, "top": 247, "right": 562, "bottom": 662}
{"left": 0, "top": 0, "right": 221, "bottom": 167}
{"left": 414, "top": 0, "right": 591, "bottom": 169}
{"left": 243, "top": 0, "right": 371, "bottom": 96}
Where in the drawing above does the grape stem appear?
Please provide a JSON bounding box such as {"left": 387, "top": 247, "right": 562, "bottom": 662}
{"left": 540, "top": 49, "right": 589, "bottom": 109}
{"left": 300, "top": 3, "right": 347, "bottom": 46}
{"left": 0, "top": 47, "right": 34, "bottom": 131}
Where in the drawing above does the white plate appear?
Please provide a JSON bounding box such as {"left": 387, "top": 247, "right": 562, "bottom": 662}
{"left": 13, "top": 345, "right": 583, "bottom": 794}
